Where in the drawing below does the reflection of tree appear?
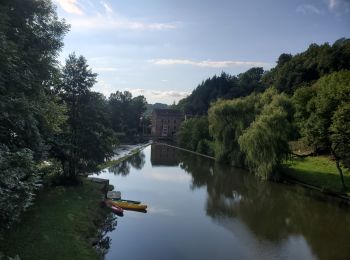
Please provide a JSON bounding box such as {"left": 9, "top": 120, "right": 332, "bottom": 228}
{"left": 95, "top": 213, "right": 118, "bottom": 256}
{"left": 108, "top": 151, "right": 145, "bottom": 176}
{"left": 178, "top": 152, "right": 214, "bottom": 189}
{"left": 178, "top": 151, "right": 350, "bottom": 260}
{"left": 129, "top": 151, "right": 145, "bottom": 169}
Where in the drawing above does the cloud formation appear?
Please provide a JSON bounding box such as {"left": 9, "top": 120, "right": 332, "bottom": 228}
{"left": 69, "top": 15, "right": 177, "bottom": 30}
{"left": 55, "top": 0, "right": 177, "bottom": 31}
{"left": 150, "top": 59, "right": 270, "bottom": 68}
{"left": 327, "top": 0, "right": 350, "bottom": 11}
{"left": 54, "top": 0, "right": 83, "bottom": 15}
{"left": 296, "top": 4, "right": 323, "bottom": 15}
{"left": 93, "top": 67, "right": 119, "bottom": 72}
{"left": 127, "top": 88, "right": 190, "bottom": 104}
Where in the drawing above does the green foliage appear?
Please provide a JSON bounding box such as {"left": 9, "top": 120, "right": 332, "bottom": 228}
{"left": 263, "top": 39, "right": 350, "bottom": 94}
{"left": 177, "top": 117, "right": 213, "bottom": 156}
{"left": 208, "top": 93, "right": 262, "bottom": 166}
{"left": 108, "top": 91, "right": 147, "bottom": 136}
{"left": 178, "top": 69, "right": 266, "bottom": 115}
{"left": 0, "top": 0, "right": 68, "bottom": 229}
{"left": 54, "top": 53, "right": 118, "bottom": 179}
{"left": 0, "top": 146, "right": 40, "bottom": 232}
{"left": 239, "top": 94, "right": 294, "bottom": 180}
{"left": 293, "top": 71, "right": 350, "bottom": 188}
{"left": 209, "top": 89, "right": 294, "bottom": 180}
{"left": 330, "top": 103, "right": 350, "bottom": 169}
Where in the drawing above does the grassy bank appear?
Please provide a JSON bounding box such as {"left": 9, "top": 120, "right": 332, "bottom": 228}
{"left": 0, "top": 179, "right": 110, "bottom": 260}
{"left": 285, "top": 156, "right": 350, "bottom": 195}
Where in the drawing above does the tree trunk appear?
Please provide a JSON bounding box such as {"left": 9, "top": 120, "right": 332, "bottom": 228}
{"left": 331, "top": 148, "right": 346, "bottom": 191}
{"left": 335, "top": 159, "right": 346, "bottom": 191}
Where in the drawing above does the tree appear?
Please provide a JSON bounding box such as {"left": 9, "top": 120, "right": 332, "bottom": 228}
{"left": 54, "top": 54, "right": 117, "bottom": 180}
{"left": 0, "top": 0, "right": 68, "bottom": 229}
{"left": 293, "top": 71, "right": 350, "bottom": 189}
{"left": 108, "top": 91, "right": 147, "bottom": 136}
{"left": 177, "top": 116, "right": 213, "bottom": 156}
{"left": 208, "top": 93, "right": 262, "bottom": 166}
{"left": 238, "top": 94, "right": 294, "bottom": 180}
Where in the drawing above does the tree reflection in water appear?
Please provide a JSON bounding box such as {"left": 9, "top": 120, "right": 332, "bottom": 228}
{"left": 177, "top": 147, "right": 350, "bottom": 260}
{"left": 95, "top": 213, "right": 118, "bottom": 257}
{"left": 108, "top": 151, "right": 145, "bottom": 176}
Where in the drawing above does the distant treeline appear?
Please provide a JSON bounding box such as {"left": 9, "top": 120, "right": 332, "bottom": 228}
{"left": 177, "top": 38, "right": 350, "bottom": 186}
{"left": 0, "top": 0, "right": 146, "bottom": 231}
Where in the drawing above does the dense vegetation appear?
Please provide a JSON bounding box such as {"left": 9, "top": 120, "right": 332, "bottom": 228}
{"left": 178, "top": 39, "right": 350, "bottom": 188}
{"left": 0, "top": 0, "right": 146, "bottom": 233}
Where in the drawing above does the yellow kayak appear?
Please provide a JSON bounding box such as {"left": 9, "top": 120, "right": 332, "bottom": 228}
{"left": 111, "top": 200, "right": 147, "bottom": 210}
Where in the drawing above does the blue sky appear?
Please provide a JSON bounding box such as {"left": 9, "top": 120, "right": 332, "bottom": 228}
{"left": 54, "top": 0, "right": 350, "bottom": 104}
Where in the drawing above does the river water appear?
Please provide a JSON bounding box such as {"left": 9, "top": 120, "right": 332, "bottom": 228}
{"left": 94, "top": 144, "right": 350, "bottom": 260}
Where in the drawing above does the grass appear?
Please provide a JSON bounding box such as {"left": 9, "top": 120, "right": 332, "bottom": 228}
{"left": 284, "top": 156, "right": 350, "bottom": 195}
{"left": 0, "top": 179, "right": 109, "bottom": 260}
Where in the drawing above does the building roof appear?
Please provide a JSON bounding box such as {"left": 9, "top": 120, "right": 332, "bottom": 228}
{"left": 153, "top": 109, "right": 183, "bottom": 117}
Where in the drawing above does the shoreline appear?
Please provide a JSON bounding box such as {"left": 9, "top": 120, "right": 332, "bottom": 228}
{"left": 155, "top": 142, "right": 350, "bottom": 205}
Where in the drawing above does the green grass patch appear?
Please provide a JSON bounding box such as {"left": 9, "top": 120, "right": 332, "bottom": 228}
{"left": 284, "top": 156, "right": 350, "bottom": 195}
{"left": 0, "top": 179, "right": 109, "bottom": 260}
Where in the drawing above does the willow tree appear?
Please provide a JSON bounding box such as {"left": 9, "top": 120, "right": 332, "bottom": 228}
{"left": 208, "top": 93, "right": 261, "bottom": 166}
{"left": 238, "top": 94, "right": 294, "bottom": 180}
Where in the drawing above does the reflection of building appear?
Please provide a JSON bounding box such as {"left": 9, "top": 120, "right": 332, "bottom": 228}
{"left": 151, "top": 144, "right": 179, "bottom": 166}
{"left": 151, "top": 109, "right": 184, "bottom": 138}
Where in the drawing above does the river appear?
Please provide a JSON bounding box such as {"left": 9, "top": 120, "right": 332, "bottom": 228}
{"left": 94, "top": 144, "right": 350, "bottom": 260}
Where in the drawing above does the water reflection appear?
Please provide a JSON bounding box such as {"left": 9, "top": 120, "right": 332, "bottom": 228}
{"left": 178, "top": 147, "right": 350, "bottom": 260}
{"left": 95, "top": 213, "right": 118, "bottom": 257}
{"left": 108, "top": 151, "right": 145, "bottom": 176}
{"left": 151, "top": 144, "right": 179, "bottom": 166}
{"left": 100, "top": 144, "right": 350, "bottom": 260}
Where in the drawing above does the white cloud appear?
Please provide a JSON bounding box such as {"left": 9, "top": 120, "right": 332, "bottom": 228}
{"left": 100, "top": 0, "right": 113, "bottom": 14}
{"left": 296, "top": 4, "right": 323, "bottom": 15}
{"left": 56, "top": 0, "right": 177, "bottom": 31}
{"left": 327, "top": 0, "right": 350, "bottom": 12}
{"left": 68, "top": 14, "right": 177, "bottom": 31}
{"left": 329, "top": 0, "right": 338, "bottom": 9}
{"left": 54, "top": 0, "right": 84, "bottom": 15}
{"left": 127, "top": 88, "right": 190, "bottom": 104}
{"left": 150, "top": 59, "right": 270, "bottom": 68}
{"left": 93, "top": 67, "right": 119, "bottom": 72}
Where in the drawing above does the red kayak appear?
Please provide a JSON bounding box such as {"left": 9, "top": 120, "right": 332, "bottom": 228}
{"left": 105, "top": 200, "right": 124, "bottom": 215}
{"left": 111, "top": 205, "right": 124, "bottom": 214}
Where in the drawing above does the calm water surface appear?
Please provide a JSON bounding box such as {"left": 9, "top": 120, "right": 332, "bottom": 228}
{"left": 94, "top": 144, "right": 350, "bottom": 260}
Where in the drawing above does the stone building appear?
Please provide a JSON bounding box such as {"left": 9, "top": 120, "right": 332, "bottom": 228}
{"left": 151, "top": 109, "right": 184, "bottom": 138}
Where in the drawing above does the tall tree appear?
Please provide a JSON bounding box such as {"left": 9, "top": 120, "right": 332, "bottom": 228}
{"left": 54, "top": 54, "right": 117, "bottom": 180}
{"left": 293, "top": 71, "right": 350, "bottom": 189}
{"left": 0, "top": 0, "right": 68, "bottom": 229}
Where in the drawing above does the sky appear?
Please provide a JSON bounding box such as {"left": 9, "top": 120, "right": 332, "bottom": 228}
{"left": 54, "top": 0, "right": 350, "bottom": 104}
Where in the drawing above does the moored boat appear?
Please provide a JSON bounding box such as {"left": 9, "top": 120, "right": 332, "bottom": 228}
{"left": 112, "top": 198, "right": 141, "bottom": 204}
{"left": 111, "top": 205, "right": 124, "bottom": 215}
{"left": 111, "top": 200, "right": 147, "bottom": 210}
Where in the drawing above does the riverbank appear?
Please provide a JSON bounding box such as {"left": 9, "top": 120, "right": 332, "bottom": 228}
{"left": 285, "top": 156, "right": 350, "bottom": 196}
{"left": 0, "top": 179, "right": 110, "bottom": 260}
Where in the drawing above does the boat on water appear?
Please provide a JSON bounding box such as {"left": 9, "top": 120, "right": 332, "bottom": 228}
{"left": 112, "top": 198, "right": 141, "bottom": 204}
{"left": 111, "top": 200, "right": 147, "bottom": 210}
{"left": 105, "top": 200, "right": 124, "bottom": 215}
{"left": 111, "top": 205, "right": 124, "bottom": 215}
